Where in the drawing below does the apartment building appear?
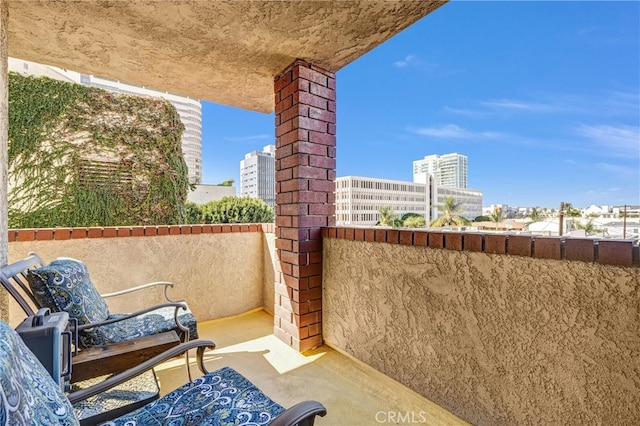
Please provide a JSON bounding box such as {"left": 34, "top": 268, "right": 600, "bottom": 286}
{"left": 9, "top": 58, "right": 203, "bottom": 184}
{"left": 413, "top": 153, "right": 468, "bottom": 188}
{"left": 413, "top": 153, "right": 482, "bottom": 220}
{"left": 240, "top": 145, "right": 276, "bottom": 208}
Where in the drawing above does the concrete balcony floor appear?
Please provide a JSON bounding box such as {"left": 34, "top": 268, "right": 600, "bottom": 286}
{"left": 154, "top": 309, "right": 469, "bottom": 425}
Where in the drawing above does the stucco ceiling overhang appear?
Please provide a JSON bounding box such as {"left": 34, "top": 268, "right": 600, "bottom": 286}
{"left": 7, "top": 0, "right": 446, "bottom": 113}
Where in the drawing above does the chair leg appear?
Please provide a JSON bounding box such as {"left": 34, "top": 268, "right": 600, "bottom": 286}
{"left": 182, "top": 329, "right": 192, "bottom": 381}
{"left": 184, "top": 351, "right": 192, "bottom": 382}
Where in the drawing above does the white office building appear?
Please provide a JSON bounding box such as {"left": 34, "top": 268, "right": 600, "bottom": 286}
{"left": 9, "top": 58, "right": 203, "bottom": 184}
{"left": 335, "top": 176, "right": 431, "bottom": 226}
{"left": 240, "top": 145, "right": 276, "bottom": 208}
{"left": 188, "top": 184, "right": 236, "bottom": 204}
{"left": 433, "top": 187, "right": 483, "bottom": 221}
{"left": 413, "top": 153, "right": 468, "bottom": 188}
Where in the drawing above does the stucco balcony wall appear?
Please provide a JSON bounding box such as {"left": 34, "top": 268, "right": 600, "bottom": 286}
{"left": 6, "top": 224, "right": 277, "bottom": 327}
{"left": 322, "top": 229, "right": 639, "bottom": 426}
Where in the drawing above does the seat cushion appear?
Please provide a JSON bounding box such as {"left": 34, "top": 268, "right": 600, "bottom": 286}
{"left": 27, "top": 257, "right": 110, "bottom": 325}
{"left": 72, "top": 369, "right": 160, "bottom": 424}
{"left": 78, "top": 306, "right": 199, "bottom": 348}
{"left": 101, "top": 367, "right": 285, "bottom": 426}
{"left": 0, "top": 321, "right": 80, "bottom": 426}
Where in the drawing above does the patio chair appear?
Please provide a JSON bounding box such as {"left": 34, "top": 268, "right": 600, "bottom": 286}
{"left": 0, "top": 252, "right": 198, "bottom": 349}
{"left": 0, "top": 319, "right": 327, "bottom": 426}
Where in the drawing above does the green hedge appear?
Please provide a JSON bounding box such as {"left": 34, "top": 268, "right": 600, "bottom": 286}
{"left": 186, "top": 197, "right": 274, "bottom": 224}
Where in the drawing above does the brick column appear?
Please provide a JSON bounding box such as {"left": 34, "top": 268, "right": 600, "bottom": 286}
{"left": 273, "top": 59, "right": 336, "bottom": 352}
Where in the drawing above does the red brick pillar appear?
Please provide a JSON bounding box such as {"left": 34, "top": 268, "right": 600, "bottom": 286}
{"left": 273, "top": 59, "right": 336, "bottom": 352}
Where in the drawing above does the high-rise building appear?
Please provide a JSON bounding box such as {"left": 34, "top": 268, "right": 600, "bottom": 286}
{"left": 8, "top": 58, "right": 203, "bottom": 184}
{"left": 240, "top": 145, "right": 276, "bottom": 208}
{"left": 413, "top": 153, "right": 468, "bottom": 188}
{"left": 413, "top": 153, "right": 481, "bottom": 221}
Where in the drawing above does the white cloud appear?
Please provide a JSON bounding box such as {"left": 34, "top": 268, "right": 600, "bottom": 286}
{"left": 603, "top": 90, "right": 640, "bottom": 117}
{"left": 480, "top": 99, "right": 559, "bottom": 112}
{"left": 447, "top": 90, "right": 638, "bottom": 120}
{"left": 223, "top": 134, "right": 270, "bottom": 142}
{"left": 393, "top": 55, "right": 417, "bottom": 68}
{"left": 393, "top": 54, "right": 443, "bottom": 74}
{"left": 409, "top": 124, "right": 506, "bottom": 140}
{"left": 574, "top": 124, "right": 640, "bottom": 158}
{"left": 594, "top": 162, "right": 639, "bottom": 177}
{"left": 442, "top": 106, "right": 491, "bottom": 119}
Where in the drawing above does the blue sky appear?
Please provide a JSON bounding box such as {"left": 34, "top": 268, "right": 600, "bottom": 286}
{"left": 201, "top": 1, "right": 639, "bottom": 209}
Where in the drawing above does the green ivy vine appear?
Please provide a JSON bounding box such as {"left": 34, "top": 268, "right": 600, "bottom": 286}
{"left": 8, "top": 72, "right": 189, "bottom": 228}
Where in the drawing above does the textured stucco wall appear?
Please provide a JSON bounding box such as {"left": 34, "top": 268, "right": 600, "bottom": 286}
{"left": 8, "top": 233, "right": 265, "bottom": 327}
{"left": 7, "top": 1, "right": 444, "bottom": 112}
{"left": 262, "top": 231, "right": 276, "bottom": 315}
{"left": 323, "top": 238, "right": 640, "bottom": 426}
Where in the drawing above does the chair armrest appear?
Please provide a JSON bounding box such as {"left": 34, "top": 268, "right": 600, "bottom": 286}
{"left": 270, "top": 401, "right": 327, "bottom": 426}
{"left": 101, "top": 281, "right": 181, "bottom": 303}
{"left": 67, "top": 339, "right": 216, "bottom": 404}
{"left": 76, "top": 302, "right": 188, "bottom": 332}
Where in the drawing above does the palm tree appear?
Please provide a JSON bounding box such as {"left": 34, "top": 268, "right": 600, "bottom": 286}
{"left": 530, "top": 207, "right": 541, "bottom": 222}
{"left": 377, "top": 206, "right": 397, "bottom": 227}
{"left": 430, "top": 197, "right": 470, "bottom": 228}
{"left": 564, "top": 202, "right": 582, "bottom": 217}
{"left": 489, "top": 208, "right": 504, "bottom": 230}
{"left": 576, "top": 218, "right": 597, "bottom": 236}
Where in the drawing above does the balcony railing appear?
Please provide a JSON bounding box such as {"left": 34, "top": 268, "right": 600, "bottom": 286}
{"left": 5, "top": 224, "right": 639, "bottom": 425}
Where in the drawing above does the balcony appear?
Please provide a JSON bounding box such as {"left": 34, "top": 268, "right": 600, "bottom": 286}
{"left": 3, "top": 1, "right": 638, "bottom": 424}
{"left": 5, "top": 224, "right": 638, "bottom": 425}
{"left": 156, "top": 308, "right": 468, "bottom": 425}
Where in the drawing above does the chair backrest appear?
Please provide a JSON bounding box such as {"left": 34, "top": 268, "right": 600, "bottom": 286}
{"left": 0, "top": 319, "right": 80, "bottom": 425}
{"left": 0, "top": 252, "right": 46, "bottom": 317}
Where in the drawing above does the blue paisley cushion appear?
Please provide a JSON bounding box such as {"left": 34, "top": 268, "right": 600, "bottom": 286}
{"left": 102, "top": 367, "right": 285, "bottom": 426}
{"left": 0, "top": 321, "right": 80, "bottom": 425}
{"left": 27, "top": 258, "right": 110, "bottom": 325}
{"left": 78, "top": 307, "right": 199, "bottom": 348}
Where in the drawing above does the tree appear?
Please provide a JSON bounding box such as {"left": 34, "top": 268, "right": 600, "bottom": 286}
{"left": 529, "top": 207, "right": 541, "bottom": 222}
{"left": 489, "top": 208, "right": 504, "bottom": 230}
{"left": 430, "top": 197, "right": 470, "bottom": 228}
{"left": 376, "top": 206, "right": 397, "bottom": 227}
{"left": 576, "top": 218, "right": 597, "bottom": 236}
{"left": 218, "top": 178, "right": 234, "bottom": 187}
{"left": 563, "top": 202, "right": 582, "bottom": 217}
{"left": 403, "top": 215, "right": 426, "bottom": 228}
{"left": 201, "top": 196, "right": 274, "bottom": 223}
